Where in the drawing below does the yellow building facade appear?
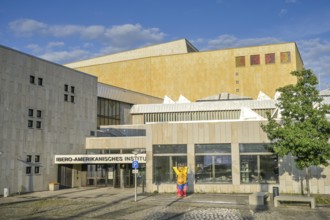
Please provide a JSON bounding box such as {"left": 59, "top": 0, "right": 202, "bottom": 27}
{"left": 66, "top": 39, "right": 303, "bottom": 101}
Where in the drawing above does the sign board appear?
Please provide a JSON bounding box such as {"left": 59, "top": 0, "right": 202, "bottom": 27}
{"left": 132, "top": 169, "right": 139, "bottom": 174}
{"left": 132, "top": 160, "right": 139, "bottom": 169}
{"left": 54, "top": 154, "right": 146, "bottom": 164}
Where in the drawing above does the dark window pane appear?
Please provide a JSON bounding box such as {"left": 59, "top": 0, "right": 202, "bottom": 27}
{"left": 38, "top": 77, "right": 43, "bottom": 86}
{"left": 28, "top": 120, "right": 33, "bottom": 128}
{"left": 71, "top": 86, "right": 75, "bottom": 93}
{"left": 37, "top": 110, "right": 42, "bottom": 118}
{"left": 239, "top": 144, "right": 273, "bottom": 153}
{"left": 195, "top": 144, "right": 231, "bottom": 154}
{"left": 28, "top": 109, "right": 33, "bottom": 117}
{"left": 64, "top": 84, "right": 68, "bottom": 92}
{"left": 36, "top": 121, "right": 41, "bottom": 129}
{"left": 30, "top": 76, "right": 35, "bottom": 84}
{"left": 35, "top": 155, "right": 40, "bottom": 162}
{"left": 153, "top": 145, "right": 187, "bottom": 154}
{"left": 64, "top": 94, "right": 68, "bottom": 101}
{"left": 71, "top": 96, "right": 74, "bottom": 103}
{"left": 26, "top": 167, "right": 31, "bottom": 174}
{"left": 153, "top": 156, "right": 187, "bottom": 183}
{"left": 35, "top": 166, "right": 40, "bottom": 174}
{"left": 26, "top": 155, "right": 32, "bottom": 162}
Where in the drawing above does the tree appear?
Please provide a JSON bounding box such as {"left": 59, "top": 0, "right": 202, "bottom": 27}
{"left": 261, "top": 69, "right": 330, "bottom": 196}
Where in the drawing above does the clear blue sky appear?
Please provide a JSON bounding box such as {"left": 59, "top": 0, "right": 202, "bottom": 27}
{"left": 1, "top": 0, "right": 330, "bottom": 90}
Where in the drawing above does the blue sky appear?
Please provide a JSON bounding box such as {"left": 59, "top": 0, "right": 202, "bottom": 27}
{"left": 1, "top": 0, "right": 330, "bottom": 90}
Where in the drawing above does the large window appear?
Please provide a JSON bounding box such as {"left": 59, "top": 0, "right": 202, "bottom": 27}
{"left": 153, "top": 145, "right": 187, "bottom": 184}
{"left": 195, "top": 144, "right": 232, "bottom": 183}
{"left": 97, "top": 97, "right": 122, "bottom": 127}
{"left": 240, "top": 144, "right": 278, "bottom": 184}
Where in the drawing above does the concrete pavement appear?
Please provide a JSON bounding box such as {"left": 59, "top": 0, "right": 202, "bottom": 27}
{"left": 0, "top": 187, "right": 330, "bottom": 219}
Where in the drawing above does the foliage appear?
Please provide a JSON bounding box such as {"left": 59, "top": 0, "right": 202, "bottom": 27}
{"left": 262, "top": 69, "right": 330, "bottom": 170}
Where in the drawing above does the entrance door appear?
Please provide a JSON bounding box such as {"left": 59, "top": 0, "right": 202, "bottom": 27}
{"left": 58, "top": 164, "right": 73, "bottom": 188}
{"left": 86, "top": 164, "right": 109, "bottom": 186}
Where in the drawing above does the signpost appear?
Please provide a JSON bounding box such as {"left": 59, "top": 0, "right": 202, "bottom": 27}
{"left": 132, "top": 150, "right": 139, "bottom": 202}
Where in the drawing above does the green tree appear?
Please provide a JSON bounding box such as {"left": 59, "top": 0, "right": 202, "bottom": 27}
{"left": 262, "top": 69, "right": 330, "bottom": 196}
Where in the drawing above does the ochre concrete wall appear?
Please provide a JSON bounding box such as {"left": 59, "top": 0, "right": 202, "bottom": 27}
{"left": 71, "top": 43, "right": 303, "bottom": 101}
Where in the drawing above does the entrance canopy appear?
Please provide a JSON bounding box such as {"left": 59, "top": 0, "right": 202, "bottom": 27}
{"left": 55, "top": 154, "right": 146, "bottom": 164}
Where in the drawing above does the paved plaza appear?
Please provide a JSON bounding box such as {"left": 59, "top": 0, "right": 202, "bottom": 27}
{"left": 0, "top": 187, "right": 330, "bottom": 219}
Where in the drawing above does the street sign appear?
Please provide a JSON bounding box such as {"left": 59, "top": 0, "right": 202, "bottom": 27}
{"left": 132, "top": 160, "right": 139, "bottom": 169}
{"left": 132, "top": 169, "right": 139, "bottom": 174}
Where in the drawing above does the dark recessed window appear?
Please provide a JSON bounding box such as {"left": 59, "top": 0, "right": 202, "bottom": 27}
{"left": 71, "top": 96, "right": 75, "bottom": 103}
{"left": 30, "top": 76, "right": 35, "bottom": 84}
{"left": 28, "top": 120, "right": 33, "bottom": 128}
{"left": 26, "top": 155, "right": 32, "bottom": 162}
{"left": 64, "top": 84, "right": 68, "bottom": 92}
{"left": 236, "top": 89, "right": 240, "bottom": 92}
{"left": 35, "top": 166, "right": 40, "bottom": 174}
{"left": 26, "top": 167, "right": 31, "bottom": 174}
{"left": 38, "top": 78, "right": 43, "bottom": 86}
{"left": 37, "top": 110, "right": 42, "bottom": 118}
{"left": 35, "top": 155, "right": 40, "bottom": 163}
{"left": 36, "top": 121, "right": 41, "bottom": 129}
{"left": 28, "top": 109, "right": 34, "bottom": 117}
{"left": 71, "top": 86, "right": 75, "bottom": 94}
{"left": 236, "top": 80, "right": 239, "bottom": 84}
{"left": 64, "top": 94, "right": 68, "bottom": 101}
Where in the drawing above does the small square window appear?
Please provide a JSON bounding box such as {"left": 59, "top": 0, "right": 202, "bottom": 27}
{"left": 28, "top": 109, "right": 34, "bottom": 117}
{"left": 30, "top": 76, "right": 35, "bottom": 84}
{"left": 71, "top": 86, "right": 75, "bottom": 94}
{"left": 71, "top": 96, "right": 75, "bottom": 103}
{"left": 26, "top": 155, "right": 32, "bottom": 162}
{"left": 250, "top": 55, "right": 260, "bottom": 65}
{"left": 236, "top": 80, "right": 239, "bottom": 84}
{"left": 236, "top": 89, "right": 240, "bottom": 92}
{"left": 35, "top": 155, "right": 40, "bottom": 163}
{"left": 64, "top": 84, "right": 69, "bottom": 92}
{"left": 38, "top": 78, "right": 43, "bottom": 86}
{"left": 36, "top": 121, "right": 42, "bottom": 129}
{"left": 35, "top": 166, "right": 40, "bottom": 174}
{"left": 26, "top": 167, "right": 31, "bottom": 174}
{"left": 28, "top": 120, "right": 33, "bottom": 128}
{"left": 37, "top": 110, "right": 42, "bottom": 118}
{"left": 265, "top": 53, "right": 275, "bottom": 64}
{"left": 235, "top": 72, "right": 239, "bottom": 76}
{"left": 235, "top": 56, "right": 245, "bottom": 67}
{"left": 64, "top": 94, "right": 68, "bottom": 101}
{"left": 280, "top": 52, "right": 291, "bottom": 63}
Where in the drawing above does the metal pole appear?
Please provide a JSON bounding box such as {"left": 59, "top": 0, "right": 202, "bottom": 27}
{"left": 134, "top": 168, "right": 137, "bottom": 202}
{"left": 134, "top": 152, "right": 137, "bottom": 202}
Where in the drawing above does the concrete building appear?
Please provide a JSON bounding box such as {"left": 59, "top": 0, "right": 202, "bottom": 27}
{"left": 2, "top": 40, "right": 329, "bottom": 196}
{"left": 66, "top": 39, "right": 303, "bottom": 101}
{"left": 0, "top": 45, "right": 97, "bottom": 193}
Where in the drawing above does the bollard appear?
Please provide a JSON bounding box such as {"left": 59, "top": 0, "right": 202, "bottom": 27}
{"left": 4, "top": 188, "right": 9, "bottom": 197}
{"left": 273, "top": 186, "right": 279, "bottom": 198}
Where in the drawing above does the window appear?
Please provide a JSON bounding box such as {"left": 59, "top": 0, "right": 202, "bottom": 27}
{"left": 37, "top": 110, "right": 42, "bottom": 118}
{"left": 265, "top": 53, "right": 275, "bottom": 64}
{"left": 38, "top": 77, "right": 43, "bottom": 86}
{"left": 26, "top": 167, "right": 32, "bottom": 174}
{"left": 64, "top": 84, "right": 69, "bottom": 92}
{"left": 28, "top": 109, "right": 34, "bottom": 117}
{"left": 35, "top": 166, "right": 40, "bottom": 174}
{"left": 30, "top": 75, "right": 35, "bottom": 84}
{"left": 195, "top": 144, "right": 232, "bottom": 183}
{"left": 35, "top": 155, "right": 40, "bottom": 163}
{"left": 64, "top": 94, "right": 68, "bottom": 101}
{"left": 236, "top": 80, "right": 239, "bottom": 84}
{"left": 71, "top": 96, "right": 75, "bottom": 103}
{"left": 71, "top": 86, "right": 75, "bottom": 94}
{"left": 26, "top": 155, "right": 32, "bottom": 162}
{"left": 28, "top": 120, "right": 33, "bottom": 128}
{"left": 250, "top": 55, "right": 260, "bottom": 65}
{"left": 240, "top": 144, "right": 278, "bottom": 184}
{"left": 153, "top": 145, "right": 187, "bottom": 184}
{"left": 236, "top": 89, "right": 240, "bottom": 92}
{"left": 36, "top": 121, "right": 41, "bottom": 129}
{"left": 280, "top": 52, "right": 291, "bottom": 63}
{"left": 235, "top": 56, "right": 245, "bottom": 67}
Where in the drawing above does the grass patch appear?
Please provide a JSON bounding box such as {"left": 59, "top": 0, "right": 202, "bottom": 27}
{"left": 315, "top": 195, "right": 330, "bottom": 204}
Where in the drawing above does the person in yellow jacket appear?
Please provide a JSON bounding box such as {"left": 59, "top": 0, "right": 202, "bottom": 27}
{"left": 173, "top": 165, "right": 188, "bottom": 197}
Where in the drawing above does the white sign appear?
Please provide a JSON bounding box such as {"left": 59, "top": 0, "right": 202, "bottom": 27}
{"left": 132, "top": 169, "right": 139, "bottom": 174}
{"left": 54, "top": 154, "right": 146, "bottom": 164}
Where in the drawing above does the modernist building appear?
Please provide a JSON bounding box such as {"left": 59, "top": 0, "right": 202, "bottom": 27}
{"left": 66, "top": 39, "right": 303, "bottom": 101}
{"left": 2, "top": 40, "right": 329, "bottom": 196}
{"left": 0, "top": 45, "right": 161, "bottom": 193}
